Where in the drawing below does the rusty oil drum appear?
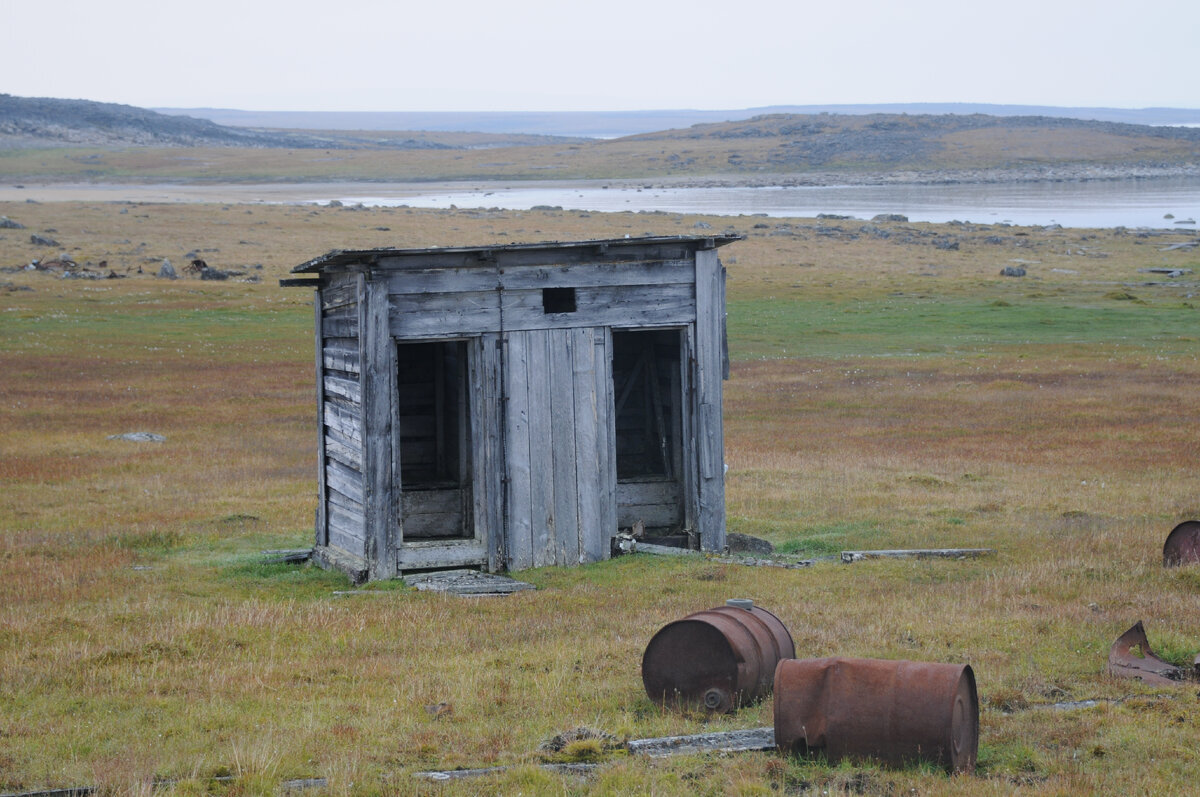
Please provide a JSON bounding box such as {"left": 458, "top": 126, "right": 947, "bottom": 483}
{"left": 1163, "top": 520, "right": 1200, "bottom": 566}
{"left": 642, "top": 600, "right": 795, "bottom": 713}
{"left": 774, "top": 657, "right": 979, "bottom": 773}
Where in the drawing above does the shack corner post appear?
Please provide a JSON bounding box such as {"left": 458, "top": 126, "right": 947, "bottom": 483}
{"left": 281, "top": 234, "right": 740, "bottom": 582}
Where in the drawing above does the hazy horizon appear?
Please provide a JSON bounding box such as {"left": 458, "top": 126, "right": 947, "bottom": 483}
{"left": 3, "top": 1, "right": 1197, "bottom": 114}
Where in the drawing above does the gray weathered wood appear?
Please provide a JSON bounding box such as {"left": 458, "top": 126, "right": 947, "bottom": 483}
{"left": 325, "top": 459, "right": 364, "bottom": 505}
{"left": 471, "top": 334, "right": 504, "bottom": 571}
{"left": 322, "top": 341, "right": 360, "bottom": 375}
{"left": 361, "top": 275, "right": 397, "bottom": 580}
{"left": 527, "top": 329, "right": 555, "bottom": 567}
{"left": 313, "top": 293, "right": 329, "bottom": 548}
{"left": 616, "top": 480, "right": 682, "bottom": 528}
{"left": 499, "top": 284, "right": 695, "bottom": 333}
{"left": 549, "top": 329, "right": 582, "bottom": 565}
{"left": 323, "top": 373, "right": 361, "bottom": 404}
{"left": 840, "top": 548, "right": 996, "bottom": 563}
{"left": 693, "top": 248, "right": 725, "bottom": 553}
{"left": 595, "top": 327, "right": 617, "bottom": 555}
{"left": 573, "top": 325, "right": 605, "bottom": 564}
{"left": 631, "top": 541, "right": 698, "bottom": 556}
{"left": 324, "top": 431, "right": 362, "bottom": 471}
{"left": 396, "top": 540, "right": 487, "bottom": 570}
{"left": 389, "top": 290, "right": 500, "bottom": 339}
{"left": 627, "top": 727, "right": 775, "bottom": 757}
{"left": 503, "top": 332, "right": 534, "bottom": 570}
{"left": 498, "top": 258, "right": 694, "bottom": 290}
{"left": 322, "top": 399, "right": 362, "bottom": 444}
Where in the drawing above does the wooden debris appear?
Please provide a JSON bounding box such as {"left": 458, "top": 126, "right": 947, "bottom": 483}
{"left": 401, "top": 569, "right": 535, "bottom": 596}
{"left": 630, "top": 541, "right": 699, "bottom": 556}
{"left": 261, "top": 548, "right": 313, "bottom": 564}
{"left": 413, "top": 763, "right": 598, "bottom": 782}
{"left": 627, "top": 727, "right": 776, "bottom": 757}
{"left": 712, "top": 556, "right": 814, "bottom": 570}
{"left": 840, "top": 548, "right": 995, "bottom": 564}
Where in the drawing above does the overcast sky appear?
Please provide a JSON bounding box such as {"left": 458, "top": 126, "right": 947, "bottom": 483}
{"left": 3, "top": 0, "right": 1198, "bottom": 112}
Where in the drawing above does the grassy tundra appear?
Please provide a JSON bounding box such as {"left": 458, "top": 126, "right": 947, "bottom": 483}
{"left": 2, "top": 197, "right": 1200, "bottom": 795}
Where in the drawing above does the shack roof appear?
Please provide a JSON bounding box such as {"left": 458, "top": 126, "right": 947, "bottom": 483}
{"left": 289, "top": 234, "right": 741, "bottom": 275}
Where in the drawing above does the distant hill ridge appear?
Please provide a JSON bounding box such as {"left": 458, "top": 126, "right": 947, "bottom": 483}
{"left": 158, "top": 103, "right": 1200, "bottom": 139}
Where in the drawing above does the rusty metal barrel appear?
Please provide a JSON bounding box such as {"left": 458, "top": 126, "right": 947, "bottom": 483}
{"left": 1163, "top": 520, "right": 1200, "bottom": 566}
{"left": 774, "top": 657, "right": 978, "bottom": 774}
{"left": 642, "top": 600, "right": 795, "bottom": 713}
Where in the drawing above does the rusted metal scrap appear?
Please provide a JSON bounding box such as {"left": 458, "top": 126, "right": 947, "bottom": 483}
{"left": 1163, "top": 520, "right": 1200, "bottom": 566}
{"left": 642, "top": 600, "right": 795, "bottom": 713}
{"left": 774, "top": 657, "right": 979, "bottom": 774}
{"left": 1106, "top": 621, "right": 1199, "bottom": 686}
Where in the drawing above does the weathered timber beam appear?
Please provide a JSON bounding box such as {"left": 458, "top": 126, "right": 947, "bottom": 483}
{"left": 627, "top": 727, "right": 776, "bottom": 757}
{"left": 840, "top": 548, "right": 996, "bottom": 564}
{"left": 413, "top": 763, "right": 599, "bottom": 782}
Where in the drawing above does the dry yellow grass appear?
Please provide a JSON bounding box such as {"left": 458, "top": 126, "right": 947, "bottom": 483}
{"left": 2, "top": 199, "right": 1200, "bottom": 795}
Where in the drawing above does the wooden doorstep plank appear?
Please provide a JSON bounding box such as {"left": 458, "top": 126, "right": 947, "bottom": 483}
{"left": 397, "top": 541, "right": 487, "bottom": 570}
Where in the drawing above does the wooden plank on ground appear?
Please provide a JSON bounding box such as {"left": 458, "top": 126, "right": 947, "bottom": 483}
{"left": 840, "top": 548, "right": 996, "bottom": 563}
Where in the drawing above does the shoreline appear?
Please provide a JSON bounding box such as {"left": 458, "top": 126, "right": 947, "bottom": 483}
{"left": 2, "top": 164, "right": 1199, "bottom": 205}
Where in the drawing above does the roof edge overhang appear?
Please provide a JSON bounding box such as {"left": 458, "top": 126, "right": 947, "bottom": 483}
{"left": 287, "top": 234, "right": 743, "bottom": 276}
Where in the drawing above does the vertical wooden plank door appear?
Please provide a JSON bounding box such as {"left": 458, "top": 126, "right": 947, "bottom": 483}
{"left": 504, "top": 327, "right": 614, "bottom": 570}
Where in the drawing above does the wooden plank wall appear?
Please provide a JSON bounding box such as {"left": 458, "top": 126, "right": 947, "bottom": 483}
{"left": 386, "top": 259, "right": 696, "bottom": 339}
{"left": 318, "top": 274, "right": 366, "bottom": 559}
{"left": 693, "top": 249, "right": 727, "bottom": 553}
{"left": 503, "top": 326, "right": 615, "bottom": 570}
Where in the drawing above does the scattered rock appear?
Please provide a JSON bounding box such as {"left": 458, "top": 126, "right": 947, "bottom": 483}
{"left": 199, "top": 267, "right": 229, "bottom": 281}
{"left": 934, "top": 238, "right": 960, "bottom": 250}
{"left": 108, "top": 432, "right": 166, "bottom": 443}
{"left": 693, "top": 221, "right": 712, "bottom": 229}
{"left": 0, "top": 217, "right": 25, "bottom": 229}
{"left": 726, "top": 532, "right": 775, "bottom": 555}
{"left": 30, "top": 233, "right": 59, "bottom": 246}
{"left": 1000, "top": 266, "right": 1027, "bottom": 277}
{"left": 871, "top": 213, "right": 908, "bottom": 222}
{"left": 157, "top": 259, "right": 177, "bottom": 279}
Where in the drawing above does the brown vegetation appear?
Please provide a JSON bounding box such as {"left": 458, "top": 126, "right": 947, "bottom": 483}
{"left": 2, "top": 199, "right": 1200, "bottom": 794}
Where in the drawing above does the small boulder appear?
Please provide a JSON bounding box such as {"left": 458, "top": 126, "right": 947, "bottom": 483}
{"left": 726, "top": 532, "right": 775, "bottom": 556}
{"left": 30, "top": 234, "right": 59, "bottom": 247}
{"left": 871, "top": 213, "right": 908, "bottom": 223}
{"left": 1000, "top": 265, "right": 1027, "bottom": 277}
{"left": 157, "top": 259, "right": 177, "bottom": 279}
{"left": 0, "top": 217, "right": 25, "bottom": 229}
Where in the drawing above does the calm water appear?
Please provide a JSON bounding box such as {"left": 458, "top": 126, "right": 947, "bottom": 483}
{"left": 332, "top": 176, "right": 1200, "bottom": 230}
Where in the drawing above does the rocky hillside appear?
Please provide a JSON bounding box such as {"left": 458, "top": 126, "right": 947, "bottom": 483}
{"left": 624, "top": 113, "right": 1200, "bottom": 172}
{"left": 0, "top": 95, "right": 483, "bottom": 149}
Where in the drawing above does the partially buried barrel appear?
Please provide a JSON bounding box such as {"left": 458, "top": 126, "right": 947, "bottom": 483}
{"left": 642, "top": 600, "right": 794, "bottom": 713}
{"left": 1163, "top": 520, "right": 1200, "bottom": 566}
{"left": 774, "top": 657, "right": 978, "bottom": 774}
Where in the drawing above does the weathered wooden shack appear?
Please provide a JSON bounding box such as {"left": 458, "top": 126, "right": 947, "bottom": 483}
{"left": 285, "top": 235, "right": 739, "bottom": 581}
